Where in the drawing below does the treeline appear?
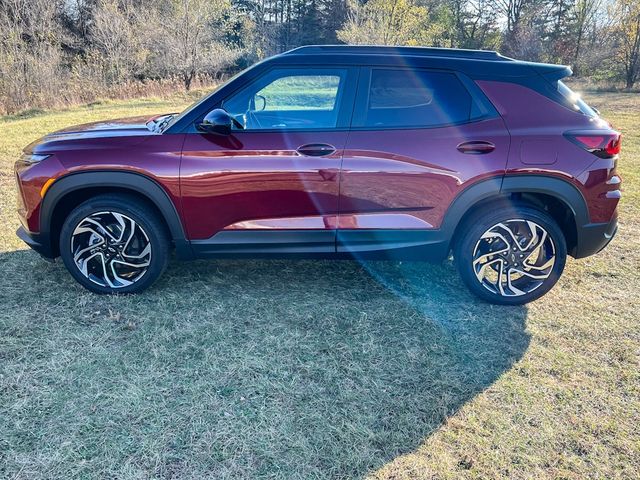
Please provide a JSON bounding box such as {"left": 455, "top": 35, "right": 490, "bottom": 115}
{"left": 1, "top": 0, "right": 639, "bottom": 114}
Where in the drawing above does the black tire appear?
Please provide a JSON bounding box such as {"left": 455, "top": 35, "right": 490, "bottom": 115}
{"left": 59, "top": 194, "right": 170, "bottom": 294}
{"left": 454, "top": 204, "right": 567, "bottom": 305}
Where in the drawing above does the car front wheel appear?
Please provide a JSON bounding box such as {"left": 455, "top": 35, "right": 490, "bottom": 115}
{"left": 59, "top": 195, "right": 170, "bottom": 294}
{"left": 454, "top": 205, "right": 567, "bottom": 305}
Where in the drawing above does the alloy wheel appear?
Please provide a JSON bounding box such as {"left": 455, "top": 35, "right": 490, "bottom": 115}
{"left": 472, "top": 219, "right": 556, "bottom": 297}
{"left": 71, "top": 211, "right": 152, "bottom": 288}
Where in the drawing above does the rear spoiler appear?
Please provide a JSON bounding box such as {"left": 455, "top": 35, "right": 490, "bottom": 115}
{"left": 532, "top": 63, "right": 573, "bottom": 81}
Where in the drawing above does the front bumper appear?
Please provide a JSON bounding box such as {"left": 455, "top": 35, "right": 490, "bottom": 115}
{"left": 573, "top": 213, "right": 618, "bottom": 258}
{"left": 16, "top": 226, "right": 55, "bottom": 260}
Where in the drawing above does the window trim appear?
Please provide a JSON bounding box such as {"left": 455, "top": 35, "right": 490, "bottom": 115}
{"left": 350, "top": 66, "right": 498, "bottom": 131}
{"left": 190, "top": 66, "right": 359, "bottom": 134}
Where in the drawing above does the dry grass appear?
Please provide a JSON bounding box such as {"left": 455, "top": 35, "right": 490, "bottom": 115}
{"left": 0, "top": 92, "right": 638, "bottom": 479}
{"left": 0, "top": 75, "right": 219, "bottom": 116}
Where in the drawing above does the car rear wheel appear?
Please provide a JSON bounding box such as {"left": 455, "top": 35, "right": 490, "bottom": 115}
{"left": 454, "top": 205, "right": 567, "bottom": 305}
{"left": 59, "top": 195, "right": 170, "bottom": 294}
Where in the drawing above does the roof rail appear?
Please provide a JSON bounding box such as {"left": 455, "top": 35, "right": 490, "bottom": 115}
{"left": 283, "top": 45, "right": 508, "bottom": 61}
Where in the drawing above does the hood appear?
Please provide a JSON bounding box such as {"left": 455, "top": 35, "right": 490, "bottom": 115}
{"left": 24, "top": 113, "right": 173, "bottom": 154}
{"left": 53, "top": 115, "right": 154, "bottom": 135}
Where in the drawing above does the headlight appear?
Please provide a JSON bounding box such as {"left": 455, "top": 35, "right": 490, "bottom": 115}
{"left": 20, "top": 153, "right": 51, "bottom": 165}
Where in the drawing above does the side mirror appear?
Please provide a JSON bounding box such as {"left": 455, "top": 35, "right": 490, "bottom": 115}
{"left": 254, "top": 94, "right": 266, "bottom": 111}
{"left": 196, "top": 109, "right": 242, "bottom": 135}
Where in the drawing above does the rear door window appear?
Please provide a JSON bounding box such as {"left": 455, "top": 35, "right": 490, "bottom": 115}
{"left": 356, "top": 69, "right": 473, "bottom": 128}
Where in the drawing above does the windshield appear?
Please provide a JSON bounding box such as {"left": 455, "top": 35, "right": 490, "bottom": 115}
{"left": 161, "top": 65, "right": 255, "bottom": 132}
{"left": 557, "top": 81, "right": 598, "bottom": 117}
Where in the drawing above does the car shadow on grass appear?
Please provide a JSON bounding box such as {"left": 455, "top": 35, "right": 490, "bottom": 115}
{"left": 1, "top": 250, "right": 529, "bottom": 479}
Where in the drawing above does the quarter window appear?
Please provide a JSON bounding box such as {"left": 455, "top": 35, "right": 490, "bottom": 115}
{"left": 222, "top": 69, "right": 347, "bottom": 130}
{"left": 361, "top": 69, "right": 473, "bottom": 128}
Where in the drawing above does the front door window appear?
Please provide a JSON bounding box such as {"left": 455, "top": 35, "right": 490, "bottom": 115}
{"left": 222, "top": 68, "right": 348, "bottom": 130}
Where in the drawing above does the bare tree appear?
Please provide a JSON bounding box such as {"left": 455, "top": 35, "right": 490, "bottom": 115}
{"left": 450, "top": 0, "right": 501, "bottom": 49}
{"left": 338, "top": 0, "right": 447, "bottom": 46}
{"left": 155, "top": 0, "right": 241, "bottom": 90}
{"left": 570, "top": 0, "right": 602, "bottom": 71}
{"left": 613, "top": 0, "right": 640, "bottom": 88}
{"left": 0, "top": 0, "right": 65, "bottom": 112}
{"left": 494, "top": 0, "right": 530, "bottom": 36}
{"left": 90, "top": 0, "right": 149, "bottom": 82}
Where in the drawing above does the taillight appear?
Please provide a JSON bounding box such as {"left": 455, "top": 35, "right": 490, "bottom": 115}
{"left": 605, "top": 135, "right": 622, "bottom": 155}
{"left": 565, "top": 132, "right": 622, "bottom": 158}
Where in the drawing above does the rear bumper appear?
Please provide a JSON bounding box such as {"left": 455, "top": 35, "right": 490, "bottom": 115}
{"left": 573, "top": 213, "right": 618, "bottom": 258}
{"left": 16, "top": 226, "right": 55, "bottom": 260}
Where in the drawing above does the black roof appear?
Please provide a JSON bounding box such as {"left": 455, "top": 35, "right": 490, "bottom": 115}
{"left": 277, "top": 45, "right": 571, "bottom": 80}
{"left": 284, "top": 45, "right": 509, "bottom": 62}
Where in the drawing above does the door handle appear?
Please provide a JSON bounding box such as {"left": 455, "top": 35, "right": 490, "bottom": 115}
{"left": 297, "top": 143, "right": 336, "bottom": 157}
{"left": 457, "top": 141, "right": 496, "bottom": 154}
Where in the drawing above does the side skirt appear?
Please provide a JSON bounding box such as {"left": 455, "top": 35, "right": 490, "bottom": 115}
{"left": 190, "top": 229, "right": 450, "bottom": 262}
{"left": 338, "top": 229, "right": 449, "bottom": 261}
{"left": 191, "top": 230, "right": 336, "bottom": 258}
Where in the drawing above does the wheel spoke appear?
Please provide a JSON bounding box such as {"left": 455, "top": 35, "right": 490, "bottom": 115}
{"left": 520, "top": 221, "right": 540, "bottom": 251}
{"left": 109, "top": 260, "right": 134, "bottom": 287}
{"left": 121, "top": 217, "right": 137, "bottom": 254}
{"left": 98, "top": 254, "right": 117, "bottom": 288}
{"left": 521, "top": 256, "right": 555, "bottom": 274}
{"left": 523, "top": 228, "right": 548, "bottom": 264}
{"left": 73, "top": 222, "right": 106, "bottom": 240}
{"left": 77, "top": 251, "right": 103, "bottom": 277}
{"left": 480, "top": 229, "right": 510, "bottom": 245}
{"left": 496, "top": 260, "right": 507, "bottom": 296}
{"left": 506, "top": 268, "right": 526, "bottom": 296}
{"left": 495, "top": 223, "right": 524, "bottom": 251}
{"left": 73, "top": 239, "right": 104, "bottom": 264}
{"left": 84, "top": 217, "right": 119, "bottom": 241}
{"left": 475, "top": 257, "right": 503, "bottom": 282}
{"left": 473, "top": 245, "right": 509, "bottom": 268}
{"left": 111, "top": 258, "right": 151, "bottom": 269}
{"left": 112, "top": 212, "right": 132, "bottom": 243}
{"left": 122, "top": 239, "right": 151, "bottom": 260}
{"left": 509, "top": 266, "right": 552, "bottom": 280}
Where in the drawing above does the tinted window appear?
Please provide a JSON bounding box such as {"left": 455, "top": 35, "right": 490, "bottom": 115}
{"left": 223, "top": 69, "right": 346, "bottom": 130}
{"left": 557, "top": 80, "right": 598, "bottom": 117}
{"left": 258, "top": 75, "right": 341, "bottom": 111}
{"left": 362, "top": 69, "right": 472, "bottom": 128}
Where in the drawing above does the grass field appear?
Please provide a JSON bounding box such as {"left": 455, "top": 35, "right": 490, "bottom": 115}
{"left": 0, "top": 92, "right": 638, "bottom": 479}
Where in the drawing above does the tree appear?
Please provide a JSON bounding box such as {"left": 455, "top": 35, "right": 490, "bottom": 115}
{"left": 0, "top": 0, "right": 65, "bottom": 111}
{"left": 90, "top": 0, "right": 148, "bottom": 82}
{"left": 569, "top": 0, "right": 602, "bottom": 72}
{"left": 493, "top": 0, "right": 551, "bottom": 59}
{"left": 337, "top": 0, "right": 447, "bottom": 46}
{"left": 156, "top": 0, "right": 241, "bottom": 90}
{"left": 494, "top": 0, "right": 530, "bottom": 37}
{"left": 449, "top": 0, "right": 501, "bottom": 49}
{"left": 232, "top": 0, "right": 350, "bottom": 56}
{"left": 613, "top": 0, "right": 640, "bottom": 88}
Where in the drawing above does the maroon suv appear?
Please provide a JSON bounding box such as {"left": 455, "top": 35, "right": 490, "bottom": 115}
{"left": 15, "top": 46, "right": 621, "bottom": 304}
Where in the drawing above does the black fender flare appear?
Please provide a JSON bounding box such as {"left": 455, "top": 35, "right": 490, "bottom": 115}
{"left": 440, "top": 174, "right": 589, "bottom": 244}
{"left": 41, "top": 171, "right": 194, "bottom": 259}
{"left": 499, "top": 174, "right": 589, "bottom": 226}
